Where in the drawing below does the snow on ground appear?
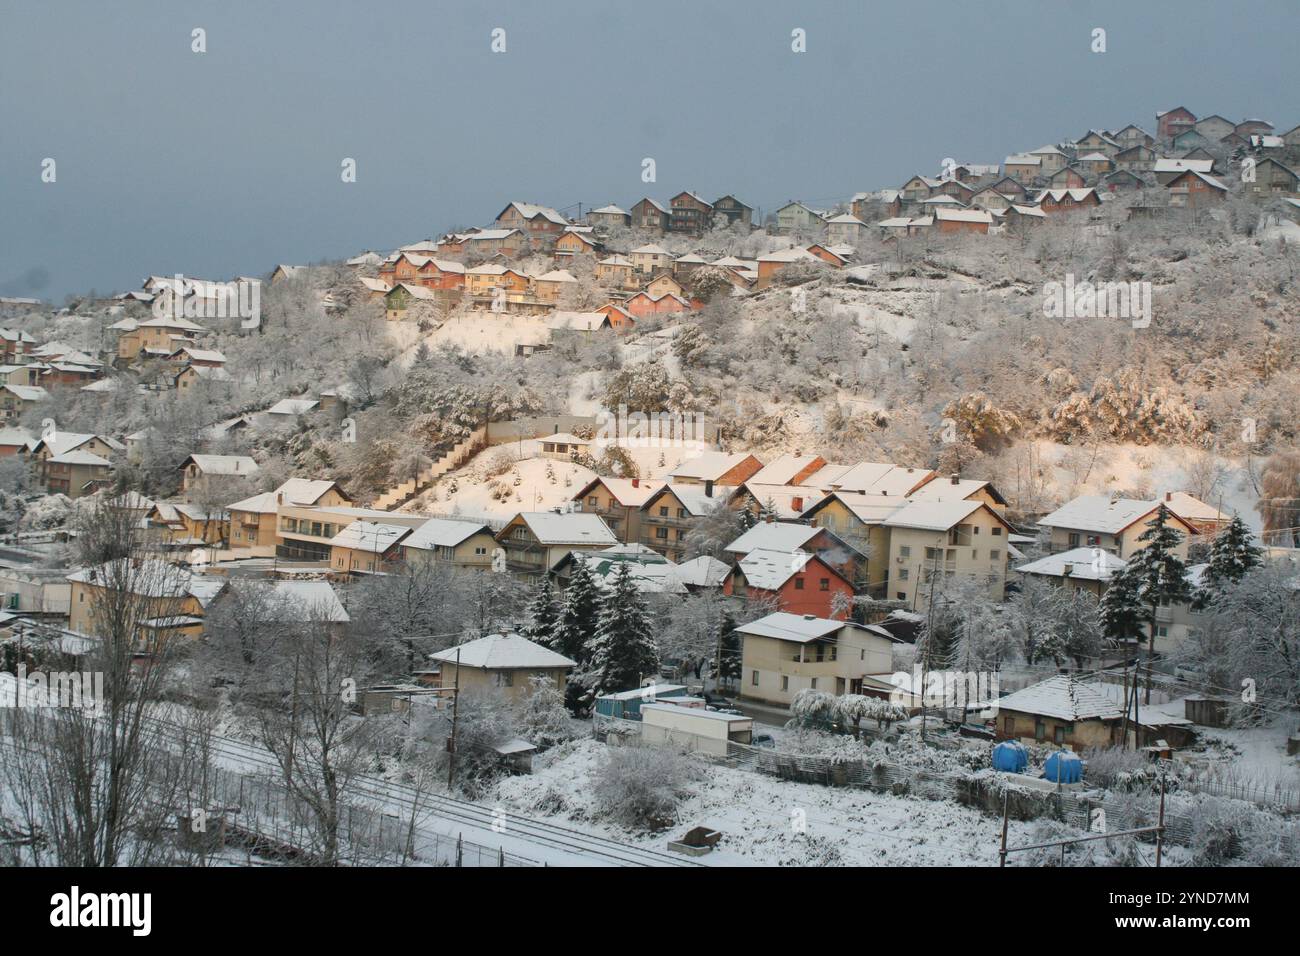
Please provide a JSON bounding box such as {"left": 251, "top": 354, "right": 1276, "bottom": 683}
{"left": 1188, "top": 719, "right": 1300, "bottom": 792}
{"left": 495, "top": 738, "right": 1040, "bottom": 866}
{"left": 424, "top": 313, "right": 549, "bottom": 356}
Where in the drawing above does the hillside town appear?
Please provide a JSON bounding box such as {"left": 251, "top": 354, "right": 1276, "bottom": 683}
{"left": 2, "top": 100, "right": 1299, "bottom": 875}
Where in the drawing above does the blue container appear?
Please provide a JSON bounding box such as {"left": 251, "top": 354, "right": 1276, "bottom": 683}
{"left": 992, "top": 740, "right": 1028, "bottom": 772}
{"left": 1043, "top": 751, "right": 1083, "bottom": 784}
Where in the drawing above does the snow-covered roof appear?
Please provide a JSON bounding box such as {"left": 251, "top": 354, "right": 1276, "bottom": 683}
{"left": 934, "top": 207, "right": 993, "bottom": 223}
{"left": 831, "top": 462, "right": 930, "bottom": 496}
{"left": 1159, "top": 492, "right": 1227, "bottom": 523}
{"left": 756, "top": 247, "right": 819, "bottom": 264}
{"left": 1037, "top": 496, "right": 1160, "bottom": 535}
{"left": 535, "top": 269, "right": 578, "bottom": 284}
{"left": 576, "top": 477, "right": 663, "bottom": 508}
{"left": 429, "top": 633, "right": 575, "bottom": 670}
{"left": 266, "top": 398, "right": 319, "bottom": 416}
{"left": 733, "top": 548, "right": 818, "bottom": 590}
{"left": 1015, "top": 547, "right": 1126, "bottom": 582}
{"left": 736, "top": 482, "right": 822, "bottom": 519}
{"left": 907, "top": 477, "right": 1001, "bottom": 505}
{"left": 3, "top": 384, "right": 48, "bottom": 402}
{"left": 651, "top": 485, "right": 736, "bottom": 517}
{"left": 734, "top": 611, "right": 844, "bottom": 643}
{"left": 329, "top": 520, "right": 412, "bottom": 553}
{"left": 672, "top": 555, "right": 730, "bottom": 588}
{"left": 48, "top": 449, "right": 111, "bottom": 467}
{"left": 1004, "top": 154, "right": 1042, "bottom": 166}
{"left": 725, "top": 521, "right": 820, "bottom": 555}
{"left": 591, "top": 204, "right": 629, "bottom": 216}
{"left": 546, "top": 311, "right": 609, "bottom": 331}
{"left": 501, "top": 201, "right": 568, "bottom": 225}
{"left": 748, "top": 453, "right": 821, "bottom": 486}
{"left": 1154, "top": 157, "right": 1213, "bottom": 174}
{"left": 668, "top": 451, "right": 754, "bottom": 482}
{"left": 881, "top": 499, "right": 992, "bottom": 532}
{"left": 512, "top": 512, "right": 618, "bottom": 546}
{"left": 269, "top": 580, "right": 350, "bottom": 622}
{"left": 402, "top": 517, "right": 492, "bottom": 551}
{"left": 990, "top": 676, "right": 1123, "bottom": 721}
{"left": 184, "top": 454, "right": 258, "bottom": 476}
{"left": 631, "top": 243, "right": 672, "bottom": 256}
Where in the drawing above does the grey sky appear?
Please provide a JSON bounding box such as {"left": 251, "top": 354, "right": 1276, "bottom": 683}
{"left": 2, "top": 0, "right": 1296, "bottom": 301}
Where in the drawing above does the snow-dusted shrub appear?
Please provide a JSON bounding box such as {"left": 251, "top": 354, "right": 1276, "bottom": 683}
{"left": 516, "top": 675, "right": 578, "bottom": 749}
{"left": 18, "top": 494, "right": 72, "bottom": 531}
{"left": 591, "top": 744, "right": 704, "bottom": 831}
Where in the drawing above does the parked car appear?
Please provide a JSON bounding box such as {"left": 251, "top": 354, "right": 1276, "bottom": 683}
{"left": 702, "top": 691, "right": 732, "bottom": 709}
{"left": 751, "top": 733, "right": 776, "bottom": 749}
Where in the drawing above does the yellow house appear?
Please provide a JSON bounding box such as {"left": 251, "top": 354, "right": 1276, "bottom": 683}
{"left": 881, "top": 499, "right": 1015, "bottom": 606}
{"left": 228, "top": 479, "right": 353, "bottom": 552}
{"left": 118, "top": 315, "right": 208, "bottom": 360}
{"left": 427, "top": 633, "right": 575, "bottom": 704}
{"left": 328, "top": 520, "right": 412, "bottom": 574}
{"left": 277, "top": 504, "right": 426, "bottom": 562}
{"left": 533, "top": 269, "right": 578, "bottom": 303}
{"left": 799, "top": 492, "right": 901, "bottom": 599}
{"left": 1037, "top": 496, "right": 1196, "bottom": 560}
{"left": 495, "top": 511, "right": 620, "bottom": 572}
{"left": 31, "top": 433, "right": 124, "bottom": 496}
{"left": 595, "top": 255, "right": 636, "bottom": 289}
{"left": 737, "top": 612, "right": 898, "bottom": 708}
{"left": 178, "top": 454, "right": 259, "bottom": 495}
{"left": 66, "top": 559, "right": 226, "bottom": 649}
{"left": 629, "top": 244, "right": 673, "bottom": 275}
{"left": 398, "top": 517, "right": 497, "bottom": 569}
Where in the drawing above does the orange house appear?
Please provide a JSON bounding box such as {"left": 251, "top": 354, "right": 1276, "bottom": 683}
{"left": 554, "top": 231, "right": 598, "bottom": 259}
{"left": 1037, "top": 188, "right": 1101, "bottom": 214}
{"left": 623, "top": 291, "right": 692, "bottom": 319}
{"left": 722, "top": 549, "right": 854, "bottom": 620}
{"left": 596, "top": 303, "right": 637, "bottom": 329}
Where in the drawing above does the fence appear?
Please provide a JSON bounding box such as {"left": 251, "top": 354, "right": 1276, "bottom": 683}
{"left": 594, "top": 714, "right": 1294, "bottom": 854}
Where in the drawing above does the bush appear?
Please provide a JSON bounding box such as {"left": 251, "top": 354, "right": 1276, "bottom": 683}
{"left": 591, "top": 744, "right": 704, "bottom": 831}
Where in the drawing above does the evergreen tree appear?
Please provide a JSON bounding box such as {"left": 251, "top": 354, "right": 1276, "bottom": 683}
{"left": 1194, "top": 514, "right": 1264, "bottom": 609}
{"left": 587, "top": 563, "right": 660, "bottom": 695}
{"left": 1100, "top": 562, "right": 1148, "bottom": 645}
{"left": 550, "top": 557, "right": 602, "bottom": 714}
{"left": 550, "top": 556, "right": 600, "bottom": 664}
{"left": 1128, "top": 505, "right": 1194, "bottom": 655}
{"left": 520, "top": 576, "right": 560, "bottom": 647}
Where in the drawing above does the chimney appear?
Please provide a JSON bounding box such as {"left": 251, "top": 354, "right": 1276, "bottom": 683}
{"left": 950, "top": 473, "right": 960, "bottom": 484}
{"left": 704, "top": 480, "right": 714, "bottom": 497}
{"left": 1165, "top": 492, "right": 1172, "bottom": 502}
{"left": 631, "top": 478, "right": 639, "bottom": 488}
{"left": 791, "top": 496, "right": 803, "bottom": 512}
{"left": 276, "top": 492, "right": 283, "bottom": 505}
{"left": 1062, "top": 563, "right": 1073, "bottom": 576}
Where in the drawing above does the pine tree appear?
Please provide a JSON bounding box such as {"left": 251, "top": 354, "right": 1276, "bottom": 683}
{"left": 520, "top": 576, "right": 561, "bottom": 647}
{"left": 550, "top": 556, "right": 600, "bottom": 665}
{"left": 1194, "top": 514, "right": 1263, "bottom": 608}
{"left": 1100, "top": 562, "right": 1148, "bottom": 645}
{"left": 587, "top": 562, "right": 660, "bottom": 695}
{"left": 1128, "top": 504, "right": 1193, "bottom": 648}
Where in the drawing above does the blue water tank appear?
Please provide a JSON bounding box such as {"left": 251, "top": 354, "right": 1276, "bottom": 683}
{"left": 992, "top": 740, "right": 1028, "bottom": 772}
{"left": 1043, "top": 751, "right": 1083, "bottom": 784}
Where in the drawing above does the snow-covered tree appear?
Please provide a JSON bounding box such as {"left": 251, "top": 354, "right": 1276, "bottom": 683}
{"left": 520, "top": 576, "right": 561, "bottom": 647}
{"left": 1100, "top": 562, "right": 1149, "bottom": 646}
{"left": 550, "top": 556, "right": 599, "bottom": 663}
{"left": 1006, "top": 576, "right": 1064, "bottom": 665}
{"left": 517, "top": 675, "right": 575, "bottom": 749}
{"left": 1052, "top": 588, "right": 1103, "bottom": 668}
{"left": 1127, "top": 505, "right": 1193, "bottom": 665}
{"left": 1194, "top": 514, "right": 1264, "bottom": 609}
{"left": 587, "top": 562, "right": 660, "bottom": 695}
{"left": 788, "top": 688, "right": 838, "bottom": 731}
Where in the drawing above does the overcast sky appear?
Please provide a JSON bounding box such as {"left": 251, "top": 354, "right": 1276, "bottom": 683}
{"left": 3, "top": 0, "right": 1297, "bottom": 301}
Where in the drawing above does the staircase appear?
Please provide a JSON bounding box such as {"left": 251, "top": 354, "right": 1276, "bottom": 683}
{"left": 371, "top": 427, "right": 487, "bottom": 511}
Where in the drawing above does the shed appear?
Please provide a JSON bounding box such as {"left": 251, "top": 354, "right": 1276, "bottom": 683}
{"left": 595, "top": 683, "right": 689, "bottom": 720}
{"left": 640, "top": 703, "right": 753, "bottom": 756}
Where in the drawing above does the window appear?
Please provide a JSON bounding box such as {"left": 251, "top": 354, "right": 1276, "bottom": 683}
{"left": 751, "top": 670, "right": 759, "bottom": 687}
{"left": 780, "top": 676, "right": 788, "bottom": 691}
{"left": 899, "top": 569, "right": 909, "bottom": 580}
{"left": 495, "top": 672, "right": 514, "bottom": 688}
{"left": 810, "top": 678, "right": 818, "bottom": 690}
{"left": 1068, "top": 533, "right": 1081, "bottom": 548}
{"left": 899, "top": 545, "right": 911, "bottom": 558}
{"left": 655, "top": 527, "right": 668, "bottom": 540}
{"left": 658, "top": 506, "right": 668, "bottom": 517}
{"left": 794, "top": 578, "right": 804, "bottom": 590}
{"left": 897, "top": 592, "right": 906, "bottom": 600}
{"left": 819, "top": 578, "right": 830, "bottom": 591}
{"left": 1053, "top": 726, "right": 1066, "bottom": 745}
{"left": 1034, "top": 720, "right": 1046, "bottom": 741}
{"left": 990, "top": 549, "right": 1000, "bottom": 560}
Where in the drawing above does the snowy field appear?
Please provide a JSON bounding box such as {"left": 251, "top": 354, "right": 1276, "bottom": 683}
{"left": 496, "top": 738, "right": 1043, "bottom": 866}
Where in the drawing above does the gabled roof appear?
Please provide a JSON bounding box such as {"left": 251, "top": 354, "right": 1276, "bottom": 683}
{"left": 882, "top": 499, "right": 1009, "bottom": 533}
{"left": 591, "top": 203, "right": 629, "bottom": 216}
{"left": 402, "top": 517, "right": 492, "bottom": 551}
{"left": 725, "top": 521, "right": 821, "bottom": 555}
{"left": 667, "top": 452, "right": 752, "bottom": 482}
{"left": 429, "top": 633, "right": 575, "bottom": 670}
{"left": 643, "top": 484, "right": 736, "bottom": 517}
{"left": 907, "top": 477, "right": 1006, "bottom": 506}
{"left": 573, "top": 476, "right": 664, "bottom": 508}
{"left": 497, "top": 201, "right": 568, "bottom": 225}
{"left": 328, "top": 520, "right": 412, "bottom": 553}
{"left": 182, "top": 454, "right": 258, "bottom": 476}
{"left": 731, "top": 548, "right": 844, "bottom": 591}
{"left": 673, "top": 555, "right": 731, "bottom": 588}
{"left": 1015, "top": 546, "right": 1126, "bottom": 582}
{"left": 734, "top": 611, "right": 846, "bottom": 643}
{"left": 504, "top": 511, "right": 619, "bottom": 546}
{"left": 1037, "top": 496, "right": 1163, "bottom": 535}
{"left": 990, "top": 676, "right": 1123, "bottom": 722}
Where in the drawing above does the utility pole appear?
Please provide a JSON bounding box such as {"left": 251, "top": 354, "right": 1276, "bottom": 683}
{"left": 1154, "top": 772, "right": 1167, "bottom": 867}
{"left": 446, "top": 644, "right": 461, "bottom": 790}
{"left": 997, "top": 791, "right": 1009, "bottom": 867}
